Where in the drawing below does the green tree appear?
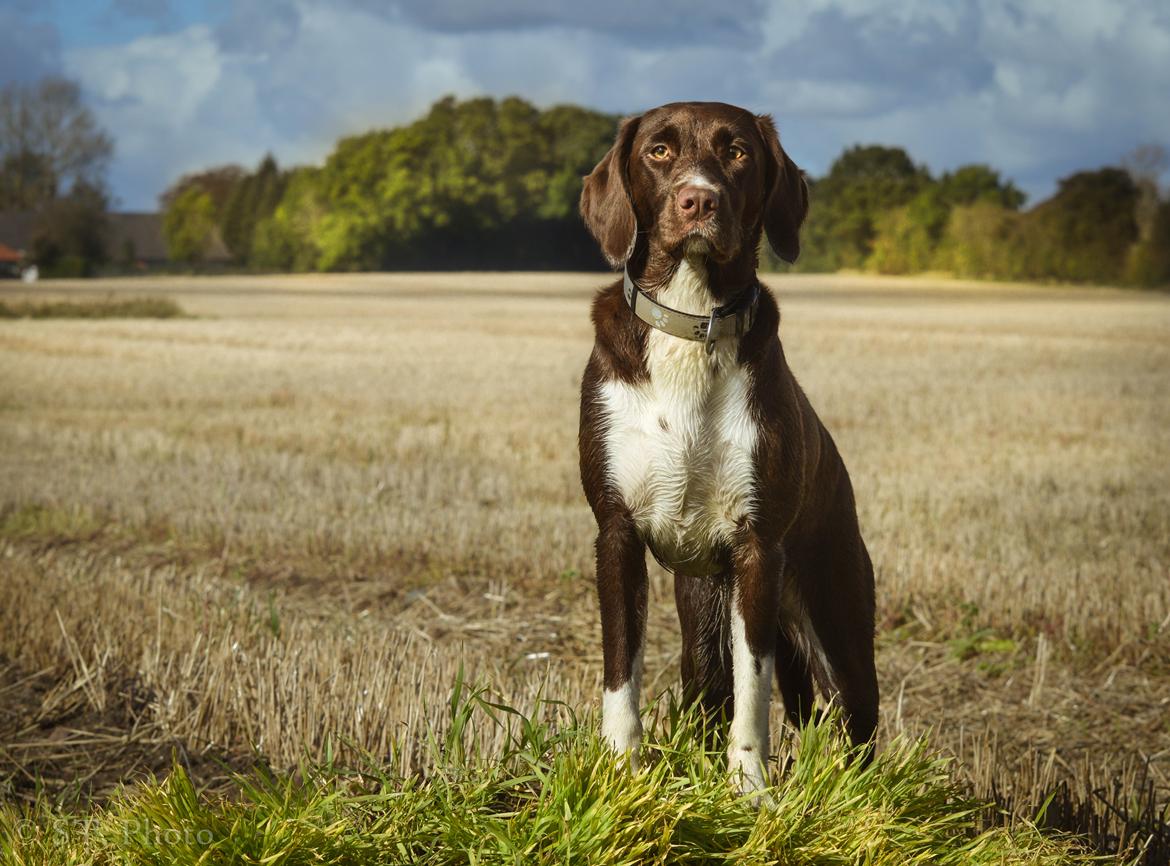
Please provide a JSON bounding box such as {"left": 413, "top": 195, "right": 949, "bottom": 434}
{"left": 869, "top": 165, "right": 1026, "bottom": 274}
{"left": 160, "top": 95, "right": 620, "bottom": 272}
{"left": 221, "top": 154, "right": 285, "bottom": 264}
{"left": 936, "top": 201, "right": 1026, "bottom": 279}
{"left": 0, "top": 149, "right": 57, "bottom": 210}
{"left": 868, "top": 204, "right": 938, "bottom": 274}
{"left": 1125, "top": 200, "right": 1170, "bottom": 286}
{"left": 0, "top": 77, "right": 113, "bottom": 277}
{"left": 159, "top": 165, "right": 245, "bottom": 215}
{"left": 537, "top": 105, "right": 618, "bottom": 218}
{"left": 28, "top": 181, "right": 109, "bottom": 276}
{"left": 259, "top": 95, "right": 618, "bottom": 271}
{"left": 163, "top": 185, "right": 217, "bottom": 264}
{"left": 1025, "top": 168, "right": 1138, "bottom": 283}
{"left": 937, "top": 165, "right": 1026, "bottom": 210}
{"left": 252, "top": 167, "right": 325, "bottom": 271}
{"left": 797, "top": 145, "right": 930, "bottom": 271}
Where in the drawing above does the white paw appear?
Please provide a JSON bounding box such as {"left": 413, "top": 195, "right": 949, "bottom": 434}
{"left": 602, "top": 687, "right": 642, "bottom": 770}
{"left": 728, "top": 747, "right": 773, "bottom": 807}
{"left": 602, "top": 723, "right": 642, "bottom": 770}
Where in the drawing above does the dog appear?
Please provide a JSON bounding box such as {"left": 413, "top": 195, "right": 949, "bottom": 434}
{"left": 577, "top": 101, "right": 878, "bottom": 795}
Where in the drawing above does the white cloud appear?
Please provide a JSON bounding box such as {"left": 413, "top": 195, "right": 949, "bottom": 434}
{"left": 54, "top": 0, "right": 1170, "bottom": 209}
{"left": 66, "top": 26, "right": 279, "bottom": 207}
{"left": 70, "top": 26, "right": 222, "bottom": 131}
{"left": 357, "top": 0, "right": 770, "bottom": 47}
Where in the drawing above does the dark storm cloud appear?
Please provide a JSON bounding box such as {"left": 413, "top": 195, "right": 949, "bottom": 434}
{"left": 774, "top": 5, "right": 995, "bottom": 113}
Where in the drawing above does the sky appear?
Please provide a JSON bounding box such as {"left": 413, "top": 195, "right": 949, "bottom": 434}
{"left": 3, "top": 0, "right": 1168, "bottom": 211}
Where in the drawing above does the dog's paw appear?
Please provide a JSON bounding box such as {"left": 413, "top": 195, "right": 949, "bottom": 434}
{"left": 602, "top": 701, "right": 643, "bottom": 771}
{"left": 728, "top": 748, "right": 773, "bottom": 808}
{"left": 620, "top": 743, "right": 642, "bottom": 772}
{"left": 603, "top": 730, "right": 642, "bottom": 771}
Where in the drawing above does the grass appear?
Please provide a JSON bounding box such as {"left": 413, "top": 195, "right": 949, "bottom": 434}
{"left": 0, "top": 272, "right": 1167, "bottom": 862}
{"left": 0, "top": 683, "right": 1103, "bottom": 865}
{"left": 0, "top": 296, "right": 187, "bottom": 319}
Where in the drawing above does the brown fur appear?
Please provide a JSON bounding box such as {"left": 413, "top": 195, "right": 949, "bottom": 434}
{"left": 578, "top": 102, "right": 878, "bottom": 752}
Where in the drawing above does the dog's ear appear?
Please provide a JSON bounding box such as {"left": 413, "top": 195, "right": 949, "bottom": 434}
{"left": 580, "top": 115, "right": 642, "bottom": 269}
{"left": 755, "top": 114, "right": 808, "bottom": 264}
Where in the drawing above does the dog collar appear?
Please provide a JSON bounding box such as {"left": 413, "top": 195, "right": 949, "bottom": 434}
{"left": 622, "top": 268, "right": 760, "bottom": 355}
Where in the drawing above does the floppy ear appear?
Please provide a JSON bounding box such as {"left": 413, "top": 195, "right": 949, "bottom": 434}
{"left": 756, "top": 114, "right": 809, "bottom": 264}
{"left": 580, "top": 115, "right": 642, "bottom": 268}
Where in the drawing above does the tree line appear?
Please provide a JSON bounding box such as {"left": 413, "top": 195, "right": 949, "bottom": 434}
{"left": 161, "top": 96, "right": 618, "bottom": 271}
{"left": 2, "top": 78, "right": 1168, "bottom": 286}
{"left": 784, "top": 143, "right": 1170, "bottom": 286}
{"left": 161, "top": 95, "right": 1170, "bottom": 287}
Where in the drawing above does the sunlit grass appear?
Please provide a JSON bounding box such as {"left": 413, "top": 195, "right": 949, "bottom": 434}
{"left": 1, "top": 273, "right": 1166, "bottom": 861}
{"left": 0, "top": 682, "right": 1099, "bottom": 865}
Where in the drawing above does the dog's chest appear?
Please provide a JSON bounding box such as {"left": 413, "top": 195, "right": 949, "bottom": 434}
{"left": 599, "top": 262, "right": 759, "bottom": 575}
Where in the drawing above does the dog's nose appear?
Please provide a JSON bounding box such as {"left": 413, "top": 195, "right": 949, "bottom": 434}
{"left": 676, "top": 186, "right": 718, "bottom": 221}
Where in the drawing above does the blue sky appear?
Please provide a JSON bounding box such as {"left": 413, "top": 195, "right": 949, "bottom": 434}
{"left": 4, "top": 0, "right": 1169, "bottom": 211}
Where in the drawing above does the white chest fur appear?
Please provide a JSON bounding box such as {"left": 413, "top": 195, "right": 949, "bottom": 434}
{"left": 599, "top": 257, "right": 759, "bottom": 575}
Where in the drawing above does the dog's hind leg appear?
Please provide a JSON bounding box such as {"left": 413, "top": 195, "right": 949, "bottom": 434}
{"left": 674, "top": 572, "right": 733, "bottom": 723}
{"left": 797, "top": 535, "right": 879, "bottom": 759}
{"left": 774, "top": 624, "right": 815, "bottom": 730}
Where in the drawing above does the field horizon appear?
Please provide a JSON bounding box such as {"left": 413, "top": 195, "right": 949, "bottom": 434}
{"left": 1, "top": 271, "right": 1167, "bottom": 862}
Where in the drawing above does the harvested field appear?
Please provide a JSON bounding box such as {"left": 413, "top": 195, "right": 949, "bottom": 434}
{"left": 1, "top": 272, "right": 1168, "bottom": 860}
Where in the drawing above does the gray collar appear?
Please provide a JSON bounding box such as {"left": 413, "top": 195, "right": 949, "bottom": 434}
{"left": 622, "top": 268, "right": 760, "bottom": 355}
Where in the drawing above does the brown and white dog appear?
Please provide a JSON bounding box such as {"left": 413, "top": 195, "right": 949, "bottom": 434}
{"left": 577, "top": 101, "right": 878, "bottom": 795}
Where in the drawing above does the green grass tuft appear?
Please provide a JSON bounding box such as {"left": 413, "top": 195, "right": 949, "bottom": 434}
{"left": 0, "top": 296, "right": 187, "bottom": 319}
{"left": 0, "top": 682, "right": 1110, "bottom": 865}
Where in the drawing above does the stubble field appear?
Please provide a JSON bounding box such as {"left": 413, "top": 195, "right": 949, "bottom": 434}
{"left": 1, "top": 272, "right": 1168, "bottom": 859}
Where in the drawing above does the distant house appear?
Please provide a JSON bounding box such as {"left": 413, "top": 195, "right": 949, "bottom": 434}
{"left": 0, "top": 212, "right": 36, "bottom": 273}
{"left": 0, "top": 210, "right": 231, "bottom": 271}
{"left": 0, "top": 212, "right": 34, "bottom": 278}
{"left": 0, "top": 240, "right": 23, "bottom": 278}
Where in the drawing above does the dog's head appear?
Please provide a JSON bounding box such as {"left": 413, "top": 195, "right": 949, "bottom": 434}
{"left": 580, "top": 101, "right": 808, "bottom": 270}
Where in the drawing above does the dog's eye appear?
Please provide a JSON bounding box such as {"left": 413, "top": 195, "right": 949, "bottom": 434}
{"left": 649, "top": 144, "right": 671, "bottom": 160}
{"left": 728, "top": 145, "right": 747, "bottom": 161}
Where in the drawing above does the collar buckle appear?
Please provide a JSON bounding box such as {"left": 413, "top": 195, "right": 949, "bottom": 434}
{"left": 704, "top": 309, "right": 720, "bottom": 355}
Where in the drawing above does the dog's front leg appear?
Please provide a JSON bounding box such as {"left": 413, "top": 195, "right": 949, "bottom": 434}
{"left": 728, "top": 529, "right": 782, "bottom": 798}
{"left": 595, "top": 510, "right": 648, "bottom": 769}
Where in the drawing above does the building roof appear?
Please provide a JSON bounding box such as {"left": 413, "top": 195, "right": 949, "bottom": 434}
{"left": 0, "top": 242, "right": 22, "bottom": 263}
{"left": 106, "top": 212, "right": 169, "bottom": 262}
{"left": 0, "top": 210, "right": 230, "bottom": 264}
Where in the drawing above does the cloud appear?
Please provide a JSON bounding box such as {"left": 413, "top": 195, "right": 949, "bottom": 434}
{"left": 109, "top": 0, "right": 172, "bottom": 25}
{"left": 214, "top": 0, "right": 302, "bottom": 54}
{"left": 46, "top": 0, "right": 1170, "bottom": 209}
{"left": 755, "top": 0, "right": 1170, "bottom": 196}
{"left": 358, "top": 0, "right": 769, "bottom": 47}
{"left": 0, "top": 10, "right": 61, "bottom": 86}
{"left": 66, "top": 25, "right": 279, "bottom": 208}
{"left": 769, "top": 4, "right": 995, "bottom": 114}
